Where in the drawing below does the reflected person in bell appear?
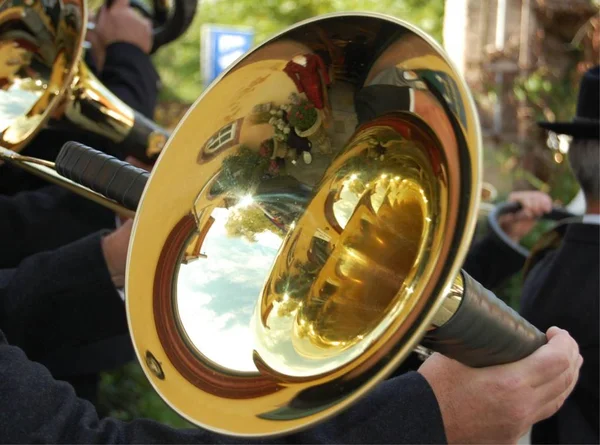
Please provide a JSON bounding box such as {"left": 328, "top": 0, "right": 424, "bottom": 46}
{"left": 464, "top": 65, "right": 600, "bottom": 444}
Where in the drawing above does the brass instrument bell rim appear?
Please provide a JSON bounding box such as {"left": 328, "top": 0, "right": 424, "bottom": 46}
{"left": 125, "top": 10, "right": 482, "bottom": 437}
{"left": 0, "top": 0, "right": 88, "bottom": 152}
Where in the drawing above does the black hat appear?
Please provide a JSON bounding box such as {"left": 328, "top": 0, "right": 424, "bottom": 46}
{"left": 537, "top": 65, "right": 599, "bottom": 139}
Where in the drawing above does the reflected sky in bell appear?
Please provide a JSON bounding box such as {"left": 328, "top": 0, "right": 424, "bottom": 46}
{"left": 333, "top": 179, "right": 387, "bottom": 229}
{"left": 0, "top": 86, "right": 41, "bottom": 133}
{"left": 176, "top": 207, "right": 282, "bottom": 373}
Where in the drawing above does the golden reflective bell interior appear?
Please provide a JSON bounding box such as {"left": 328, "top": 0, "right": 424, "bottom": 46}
{"left": 0, "top": 0, "right": 85, "bottom": 150}
{"left": 0, "top": 0, "right": 137, "bottom": 154}
{"left": 126, "top": 12, "right": 481, "bottom": 437}
{"left": 253, "top": 114, "right": 448, "bottom": 377}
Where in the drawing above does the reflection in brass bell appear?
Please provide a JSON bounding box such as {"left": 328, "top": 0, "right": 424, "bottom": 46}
{"left": 120, "top": 11, "right": 544, "bottom": 437}
{"left": 119, "top": 11, "right": 543, "bottom": 437}
{"left": 0, "top": 0, "right": 168, "bottom": 165}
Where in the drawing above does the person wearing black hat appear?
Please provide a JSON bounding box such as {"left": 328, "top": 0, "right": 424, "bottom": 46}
{"left": 538, "top": 65, "right": 600, "bottom": 141}
{"left": 521, "top": 64, "right": 599, "bottom": 445}
{"left": 464, "top": 65, "right": 600, "bottom": 444}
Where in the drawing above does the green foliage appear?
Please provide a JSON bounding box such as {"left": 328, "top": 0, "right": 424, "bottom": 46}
{"left": 224, "top": 204, "right": 277, "bottom": 241}
{"left": 484, "top": 140, "right": 580, "bottom": 205}
{"left": 215, "top": 145, "right": 270, "bottom": 195}
{"left": 545, "top": 158, "right": 580, "bottom": 206}
{"left": 151, "top": 0, "right": 445, "bottom": 103}
{"left": 513, "top": 67, "right": 579, "bottom": 122}
{"left": 98, "top": 362, "right": 193, "bottom": 428}
{"left": 288, "top": 100, "right": 318, "bottom": 131}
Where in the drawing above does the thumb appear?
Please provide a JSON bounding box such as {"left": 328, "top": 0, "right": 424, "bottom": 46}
{"left": 95, "top": 4, "right": 107, "bottom": 22}
{"left": 546, "top": 326, "right": 567, "bottom": 341}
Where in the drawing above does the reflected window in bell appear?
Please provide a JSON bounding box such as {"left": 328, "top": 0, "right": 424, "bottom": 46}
{"left": 205, "top": 121, "right": 237, "bottom": 154}
{"left": 252, "top": 102, "right": 272, "bottom": 114}
{"left": 198, "top": 118, "right": 243, "bottom": 163}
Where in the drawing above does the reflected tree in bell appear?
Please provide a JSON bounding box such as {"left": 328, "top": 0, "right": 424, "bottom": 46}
{"left": 224, "top": 205, "right": 278, "bottom": 242}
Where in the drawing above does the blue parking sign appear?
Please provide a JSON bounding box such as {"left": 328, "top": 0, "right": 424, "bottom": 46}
{"left": 201, "top": 25, "right": 254, "bottom": 87}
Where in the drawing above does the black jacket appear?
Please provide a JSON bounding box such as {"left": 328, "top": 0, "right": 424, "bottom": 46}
{"left": 463, "top": 231, "right": 526, "bottom": 290}
{"left": 0, "top": 42, "right": 159, "bottom": 381}
{"left": 0, "top": 231, "right": 130, "bottom": 377}
{"left": 465, "top": 223, "right": 599, "bottom": 444}
{"left": 0, "top": 326, "right": 446, "bottom": 444}
{"left": 521, "top": 223, "right": 599, "bottom": 444}
{"left": 0, "top": 185, "right": 114, "bottom": 269}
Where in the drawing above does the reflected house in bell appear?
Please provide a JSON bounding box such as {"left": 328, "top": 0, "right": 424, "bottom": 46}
{"left": 196, "top": 118, "right": 246, "bottom": 164}
{"left": 195, "top": 104, "right": 293, "bottom": 168}
{"left": 196, "top": 36, "right": 341, "bottom": 169}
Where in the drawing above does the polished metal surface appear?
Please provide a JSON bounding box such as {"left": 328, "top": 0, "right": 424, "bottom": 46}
{"left": 0, "top": 0, "right": 166, "bottom": 160}
{"left": 62, "top": 61, "right": 136, "bottom": 144}
{"left": 126, "top": 12, "right": 481, "bottom": 437}
{"left": 430, "top": 272, "right": 464, "bottom": 328}
{"left": 0, "top": 0, "right": 85, "bottom": 150}
{"left": 252, "top": 113, "right": 447, "bottom": 378}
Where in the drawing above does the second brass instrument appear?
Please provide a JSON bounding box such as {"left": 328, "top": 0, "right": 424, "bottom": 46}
{"left": 0, "top": 0, "right": 169, "bottom": 165}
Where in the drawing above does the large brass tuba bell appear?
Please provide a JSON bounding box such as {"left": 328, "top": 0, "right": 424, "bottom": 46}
{"left": 0, "top": 11, "right": 547, "bottom": 438}
{"left": 0, "top": 0, "right": 185, "bottom": 165}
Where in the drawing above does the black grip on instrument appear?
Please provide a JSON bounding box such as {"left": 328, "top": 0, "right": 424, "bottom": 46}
{"left": 488, "top": 202, "right": 576, "bottom": 258}
{"left": 424, "top": 270, "right": 547, "bottom": 368}
{"left": 494, "top": 201, "right": 575, "bottom": 222}
{"left": 55, "top": 141, "right": 149, "bottom": 211}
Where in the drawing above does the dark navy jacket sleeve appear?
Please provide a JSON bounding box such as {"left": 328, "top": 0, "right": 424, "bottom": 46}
{"left": 0, "top": 186, "right": 115, "bottom": 269}
{"left": 0, "top": 231, "right": 127, "bottom": 365}
{"left": 100, "top": 42, "right": 161, "bottom": 119}
{"left": 0, "top": 333, "right": 446, "bottom": 445}
{"left": 462, "top": 233, "right": 526, "bottom": 290}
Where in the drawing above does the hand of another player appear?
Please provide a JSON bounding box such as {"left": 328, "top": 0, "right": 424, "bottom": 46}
{"left": 419, "top": 327, "right": 582, "bottom": 444}
{"left": 499, "top": 191, "right": 553, "bottom": 241}
{"left": 88, "top": 0, "right": 153, "bottom": 71}
{"left": 101, "top": 218, "right": 133, "bottom": 288}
